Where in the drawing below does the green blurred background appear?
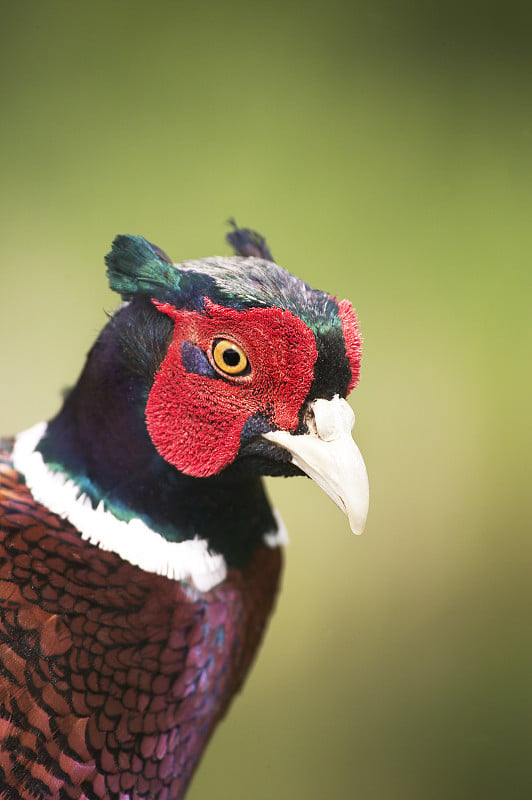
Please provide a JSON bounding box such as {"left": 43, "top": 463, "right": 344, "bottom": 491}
{"left": 1, "top": 2, "right": 531, "bottom": 797}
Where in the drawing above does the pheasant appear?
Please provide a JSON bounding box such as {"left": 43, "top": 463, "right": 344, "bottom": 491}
{"left": 0, "top": 224, "right": 369, "bottom": 799}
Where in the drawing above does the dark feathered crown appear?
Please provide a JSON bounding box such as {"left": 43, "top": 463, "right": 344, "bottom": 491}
{"left": 104, "top": 224, "right": 341, "bottom": 336}
{"left": 105, "top": 223, "right": 274, "bottom": 307}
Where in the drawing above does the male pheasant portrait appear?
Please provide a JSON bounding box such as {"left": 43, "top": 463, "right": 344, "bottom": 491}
{"left": 0, "top": 224, "right": 369, "bottom": 799}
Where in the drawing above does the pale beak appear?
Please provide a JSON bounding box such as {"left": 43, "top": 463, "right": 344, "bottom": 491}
{"left": 263, "top": 395, "right": 369, "bottom": 534}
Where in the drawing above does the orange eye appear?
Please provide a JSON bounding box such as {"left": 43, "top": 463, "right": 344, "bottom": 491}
{"left": 212, "top": 339, "right": 249, "bottom": 376}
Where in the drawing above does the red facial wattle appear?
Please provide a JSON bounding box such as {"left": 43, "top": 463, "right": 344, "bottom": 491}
{"left": 337, "top": 299, "right": 362, "bottom": 393}
{"left": 145, "top": 299, "right": 319, "bottom": 477}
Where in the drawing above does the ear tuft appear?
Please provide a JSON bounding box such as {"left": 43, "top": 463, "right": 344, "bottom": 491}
{"left": 105, "top": 234, "right": 180, "bottom": 301}
{"left": 226, "top": 219, "right": 274, "bottom": 261}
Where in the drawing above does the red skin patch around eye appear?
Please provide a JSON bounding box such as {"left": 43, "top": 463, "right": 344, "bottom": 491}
{"left": 337, "top": 299, "right": 362, "bottom": 393}
{"left": 145, "top": 299, "right": 318, "bottom": 477}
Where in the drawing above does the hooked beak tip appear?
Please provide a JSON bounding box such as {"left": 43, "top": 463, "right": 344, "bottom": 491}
{"left": 263, "top": 395, "right": 369, "bottom": 536}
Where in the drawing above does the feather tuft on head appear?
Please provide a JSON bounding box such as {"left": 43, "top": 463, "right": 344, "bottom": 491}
{"left": 226, "top": 219, "right": 274, "bottom": 261}
{"left": 105, "top": 234, "right": 180, "bottom": 302}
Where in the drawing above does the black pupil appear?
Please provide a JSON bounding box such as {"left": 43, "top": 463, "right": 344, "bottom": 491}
{"left": 223, "top": 348, "right": 241, "bottom": 367}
